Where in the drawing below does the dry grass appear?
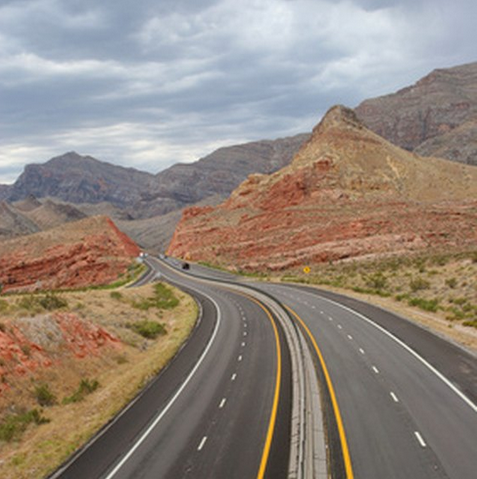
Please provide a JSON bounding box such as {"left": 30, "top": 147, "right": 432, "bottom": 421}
{"left": 279, "top": 249, "right": 477, "bottom": 352}
{"left": 0, "top": 283, "right": 197, "bottom": 479}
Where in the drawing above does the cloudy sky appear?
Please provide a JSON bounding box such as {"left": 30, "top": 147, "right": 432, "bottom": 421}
{"left": 0, "top": 0, "right": 475, "bottom": 183}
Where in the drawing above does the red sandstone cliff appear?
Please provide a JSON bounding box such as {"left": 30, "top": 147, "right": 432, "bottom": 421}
{"left": 0, "top": 215, "right": 140, "bottom": 292}
{"left": 168, "top": 106, "right": 477, "bottom": 271}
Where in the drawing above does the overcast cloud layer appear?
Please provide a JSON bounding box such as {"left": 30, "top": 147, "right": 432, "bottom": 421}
{"left": 1, "top": 0, "right": 476, "bottom": 183}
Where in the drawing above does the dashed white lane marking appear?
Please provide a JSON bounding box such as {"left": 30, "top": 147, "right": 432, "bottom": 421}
{"left": 328, "top": 316, "right": 333, "bottom": 321}
{"left": 347, "top": 335, "right": 353, "bottom": 340}
{"left": 241, "top": 342, "right": 246, "bottom": 347}
{"left": 231, "top": 373, "right": 237, "bottom": 381}
{"left": 372, "top": 366, "right": 380, "bottom": 374}
{"left": 244, "top": 323, "right": 247, "bottom": 328}
{"left": 198, "top": 436, "right": 208, "bottom": 451}
{"left": 238, "top": 355, "right": 243, "bottom": 362}
{"left": 359, "top": 348, "right": 365, "bottom": 355}
{"left": 337, "top": 324, "right": 343, "bottom": 330}
{"left": 243, "top": 331, "right": 247, "bottom": 336}
{"left": 390, "top": 392, "right": 399, "bottom": 403}
{"left": 219, "top": 398, "right": 227, "bottom": 409}
{"left": 320, "top": 311, "right": 324, "bottom": 314}
{"left": 414, "top": 431, "right": 427, "bottom": 448}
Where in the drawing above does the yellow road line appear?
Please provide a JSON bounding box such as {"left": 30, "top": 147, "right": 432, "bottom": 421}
{"left": 285, "top": 305, "right": 355, "bottom": 479}
{"left": 247, "top": 297, "right": 282, "bottom": 479}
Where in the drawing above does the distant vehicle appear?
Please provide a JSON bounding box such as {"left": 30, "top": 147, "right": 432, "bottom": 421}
{"left": 159, "top": 253, "right": 165, "bottom": 259}
{"left": 139, "top": 252, "right": 148, "bottom": 258}
{"left": 181, "top": 262, "right": 190, "bottom": 270}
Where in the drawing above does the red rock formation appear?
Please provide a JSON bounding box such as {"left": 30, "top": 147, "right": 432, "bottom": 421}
{"left": 168, "top": 106, "right": 477, "bottom": 271}
{"left": 0, "top": 216, "right": 140, "bottom": 292}
{"left": 0, "top": 313, "right": 120, "bottom": 395}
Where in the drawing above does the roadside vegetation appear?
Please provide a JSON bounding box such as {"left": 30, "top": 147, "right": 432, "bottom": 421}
{"left": 0, "top": 281, "right": 197, "bottom": 479}
{"left": 280, "top": 249, "right": 477, "bottom": 348}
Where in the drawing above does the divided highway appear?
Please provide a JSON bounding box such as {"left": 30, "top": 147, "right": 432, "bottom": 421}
{"left": 51, "top": 258, "right": 477, "bottom": 479}
{"left": 51, "top": 259, "right": 292, "bottom": 479}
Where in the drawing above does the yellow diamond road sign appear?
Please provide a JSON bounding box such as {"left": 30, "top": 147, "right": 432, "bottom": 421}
{"left": 303, "top": 266, "right": 311, "bottom": 274}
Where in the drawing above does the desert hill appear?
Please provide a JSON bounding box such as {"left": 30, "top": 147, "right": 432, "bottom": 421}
{"left": 167, "top": 106, "right": 477, "bottom": 271}
{"left": 356, "top": 61, "right": 477, "bottom": 165}
{"left": 0, "top": 196, "right": 86, "bottom": 241}
{"left": 0, "top": 215, "right": 140, "bottom": 292}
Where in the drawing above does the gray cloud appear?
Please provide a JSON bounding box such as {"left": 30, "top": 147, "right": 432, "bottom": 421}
{"left": 1, "top": 0, "right": 476, "bottom": 183}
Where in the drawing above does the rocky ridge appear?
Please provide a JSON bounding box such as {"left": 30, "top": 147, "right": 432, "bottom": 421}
{"left": 0, "top": 215, "right": 140, "bottom": 292}
{"left": 355, "top": 61, "right": 477, "bottom": 165}
{"left": 168, "top": 106, "right": 477, "bottom": 270}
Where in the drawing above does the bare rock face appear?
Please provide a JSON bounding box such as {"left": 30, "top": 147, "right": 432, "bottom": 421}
{"left": 0, "top": 216, "right": 140, "bottom": 292}
{"left": 168, "top": 105, "right": 477, "bottom": 271}
{"left": 355, "top": 62, "right": 477, "bottom": 165}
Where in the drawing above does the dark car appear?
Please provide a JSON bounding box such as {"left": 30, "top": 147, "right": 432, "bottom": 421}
{"left": 181, "top": 262, "right": 190, "bottom": 270}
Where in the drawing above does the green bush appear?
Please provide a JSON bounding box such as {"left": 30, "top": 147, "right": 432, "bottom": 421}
{"left": 365, "top": 273, "right": 387, "bottom": 290}
{"left": 129, "top": 320, "right": 167, "bottom": 339}
{"left": 0, "top": 409, "right": 49, "bottom": 442}
{"left": 445, "top": 278, "right": 458, "bottom": 289}
{"left": 17, "top": 293, "right": 67, "bottom": 313}
{"left": 409, "top": 277, "right": 431, "bottom": 292}
{"left": 63, "top": 378, "right": 100, "bottom": 404}
{"left": 408, "top": 297, "right": 439, "bottom": 312}
{"left": 131, "top": 283, "right": 179, "bottom": 311}
{"left": 34, "top": 384, "right": 56, "bottom": 407}
{"left": 110, "top": 291, "right": 123, "bottom": 300}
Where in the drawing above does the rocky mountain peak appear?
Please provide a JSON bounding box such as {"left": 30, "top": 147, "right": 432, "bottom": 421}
{"left": 313, "top": 105, "right": 364, "bottom": 137}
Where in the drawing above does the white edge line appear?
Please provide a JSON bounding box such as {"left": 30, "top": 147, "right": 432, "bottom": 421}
{"left": 312, "top": 293, "right": 477, "bottom": 414}
{"left": 414, "top": 431, "right": 427, "bottom": 447}
{"left": 104, "top": 293, "right": 222, "bottom": 479}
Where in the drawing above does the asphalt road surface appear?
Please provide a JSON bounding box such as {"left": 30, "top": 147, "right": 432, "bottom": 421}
{"left": 52, "top": 258, "right": 291, "bottom": 479}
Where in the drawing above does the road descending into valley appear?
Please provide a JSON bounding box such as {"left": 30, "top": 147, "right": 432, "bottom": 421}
{"left": 51, "top": 258, "right": 477, "bottom": 479}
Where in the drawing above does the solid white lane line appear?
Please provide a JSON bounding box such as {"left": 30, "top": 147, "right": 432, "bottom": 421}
{"left": 238, "top": 355, "right": 243, "bottom": 361}
{"left": 359, "top": 348, "right": 365, "bottom": 355}
{"left": 198, "top": 436, "right": 208, "bottom": 451}
{"left": 104, "top": 292, "right": 222, "bottom": 479}
{"left": 231, "top": 373, "right": 237, "bottom": 381}
{"left": 347, "top": 335, "right": 353, "bottom": 340}
{"left": 390, "top": 392, "right": 399, "bottom": 403}
{"left": 414, "top": 431, "right": 427, "bottom": 448}
{"left": 312, "top": 293, "right": 477, "bottom": 413}
{"left": 372, "top": 366, "right": 380, "bottom": 374}
{"left": 219, "top": 398, "right": 226, "bottom": 409}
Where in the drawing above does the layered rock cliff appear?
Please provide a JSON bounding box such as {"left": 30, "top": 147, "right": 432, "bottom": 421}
{"left": 0, "top": 216, "right": 140, "bottom": 292}
{"left": 168, "top": 106, "right": 477, "bottom": 270}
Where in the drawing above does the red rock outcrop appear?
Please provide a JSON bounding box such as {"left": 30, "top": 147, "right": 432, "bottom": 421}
{"left": 168, "top": 106, "right": 477, "bottom": 271}
{"left": 0, "top": 313, "right": 120, "bottom": 394}
{"left": 0, "top": 216, "right": 140, "bottom": 292}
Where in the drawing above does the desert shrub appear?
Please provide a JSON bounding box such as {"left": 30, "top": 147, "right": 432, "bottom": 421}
{"left": 0, "top": 299, "right": 8, "bottom": 313}
{"left": 463, "top": 320, "right": 477, "bottom": 328}
{"left": 409, "top": 277, "right": 430, "bottom": 292}
{"left": 445, "top": 278, "right": 458, "bottom": 289}
{"left": 131, "top": 283, "right": 179, "bottom": 311}
{"left": 63, "top": 378, "right": 100, "bottom": 404}
{"left": 408, "top": 297, "right": 439, "bottom": 312}
{"left": 17, "top": 293, "right": 67, "bottom": 313}
{"left": 365, "top": 273, "right": 387, "bottom": 290}
{"left": 34, "top": 384, "right": 56, "bottom": 407}
{"left": 110, "top": 291, "right": 123, "bottom": 300}
{"left": 0, "top": 409, "right": 49, "bottom": 442}
{"left": 129, "top": 320, "right": 167, "bottom": 339}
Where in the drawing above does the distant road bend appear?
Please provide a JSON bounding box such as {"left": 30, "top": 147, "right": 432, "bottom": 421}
{"left": 51, "top": 258, "right": 477, "bottom": 479}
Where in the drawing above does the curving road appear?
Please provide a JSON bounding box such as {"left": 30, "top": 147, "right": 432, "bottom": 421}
{"left": 51, "top": 258, "right": 291, "bottom": 479}
{"left": 50, "top": 257, "right": 477, "bottom": 479}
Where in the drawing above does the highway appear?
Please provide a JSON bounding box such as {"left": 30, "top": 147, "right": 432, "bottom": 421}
{"left": 51, "top": 257, "right": 477, "bottom": 479}
{"left": 183, "top": 261, "right": 477, "bottom": 478}
{"left": 51, "top": 259, "right": 292, "bottom": 479}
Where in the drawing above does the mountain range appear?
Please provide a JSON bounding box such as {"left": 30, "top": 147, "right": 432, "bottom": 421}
{"left": 168, "top": 105, "right": 477, "bottom": 270}
{"left": 0, "top": 61, "right": 476, "bottom": 255}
